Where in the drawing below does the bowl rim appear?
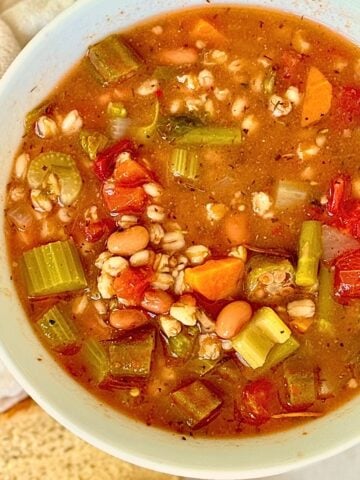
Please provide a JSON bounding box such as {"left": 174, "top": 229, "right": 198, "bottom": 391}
{"left": 1, "top": 1, "right": 360, "bottom": 478}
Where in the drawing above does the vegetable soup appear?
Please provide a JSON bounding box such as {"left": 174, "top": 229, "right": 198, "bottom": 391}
{"left": 5, "top": 6, "right": 360, "bottom": 437}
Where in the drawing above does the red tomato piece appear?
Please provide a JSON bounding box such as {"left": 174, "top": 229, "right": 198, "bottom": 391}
{"left": 336, "top": 85, "right": 360, "bottom": 127}
{"left": 113, "top": 267, "right": 154, "bottom": 305}
{"left": 94, "top": 139, "right": 137, "bottom": 181}
{"left": 103, "top": 185, "right": 147, "bottom": 215}
{"left": 84, "top": 218, "right": 116, "bottom": 243}
{"left": 239, "top": 379, "right": 273, "bottom": 426}
{"left": 327, "top": 174, "right": 351, "bottom": 216}
{"left": 277, "top": 50, "right": 306, "bottom": 88}
{"left": 113, "top": 159, "right": 152, "bottom": 187}
{"left": 334, "top": 248, "right": 360, "bottom": 299}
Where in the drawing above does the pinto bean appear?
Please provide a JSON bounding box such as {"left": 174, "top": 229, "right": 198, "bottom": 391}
{"left": 215, "top": 301, "right": 252, "bottom": 339}
{"left": 109, "top": 309, "right": 149, "bottom": 330}
{"left": 141, "top": 289, "right": 174, "bottom": 314}
{"left": 107, "top": 226, "right": 149, "bottom": 256}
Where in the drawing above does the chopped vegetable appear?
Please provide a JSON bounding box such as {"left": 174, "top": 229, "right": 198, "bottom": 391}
{"left": 336, "top": 85, "right": 360, "bottom": 127}
{"left": 274, "top": 180, "right": 310, "bottom": 210}
{"left": 107, "top": 102, "right": 128, "bottom": 118}
{"left": 82, "top": 338, "right": 109, "bottom": 383}
{"left": 301, "top": 66, "right": 332, "bottom": 127}
{"left": 88, "top": 35, "right": 140, "bottom": 84}
{"left": 295, "top": 221, "right": 322, "bottom": 287}
{"left": 185, "top": 258, "right": 244, "bottom": 301}
{"left": 37, "top": 305, "right": 78, "bottom": 354}
{"left": 189, "top": 18, "right": 226, "bottom": 45}
{"left": 263, "top": 69, "right": 276, "bottom": 96}
{"left": 321, "top": 225, "right": 360, "bottom": 262}
{"left": 245, "top": 255, "right": 296, "bottom": 304}
{"left": 113, "top": 266, "right": 153, "bottom": 305}
{"left": 172, "top": 380, "right": 222, "bottom": 427}
{"left": 167, "top": 329, "right": 197, "bottom": 359}
{"left": 170, "top": 148, "right": 199, "bottom": 180}
{"left": 327, "top": 174, "right": 350, "bottom": 216}
{"left": 238, "top": 379, "right": 273, "bottom": 425}
{"left": 334, "top": 248, "right": 360, "bottom": 299}
{"left": 113, "top": 159, "right": 152, "bottom": 186}
{"left": 131, "top": 100, "right": 160, "bottom": 143}
{"left": 175, "top": 126, "right": 242, "bottom": 146}
{"left": 109, "top": 330, "right": 155, "bottom": 377}
{"left": 27, "top": 152, "right": 82, "bottom": 206}
{"left": 283, "top": 358, "right": 316, "bottom": 409}
{"left": 185, "top": 357, "right": 219, "bottom": 376}
{"left": 103, "top": 185, "right": 147, "bottom": 215}
{"left": 80, "top": 130, "right": 108, "bottom": 160}
{"left": 158, "top": 115, "right": 203, "bottom": 141}
{"left": 25, "top": 103, "right": 49, "bottom": 133}
{"left": 232, "top": 307, "right": 291, "bottom": 369}
{"left": 21, "top": 240, "right": 87, "bottom": 297}
{"left": 316, "top": 265, "right": 336, "bottom": 335}
{"left": 153, "top": 66, "right": 176, "bottom": 81}
{"left": 94, "top": 139, "right": 137, "bottom": 181}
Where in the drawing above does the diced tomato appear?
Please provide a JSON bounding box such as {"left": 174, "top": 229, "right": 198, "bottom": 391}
{"left": 94, "top": 139, "right": 137, "bottom": 181}
{"left": 334, "top": 248, "right": 360, "bottom": 299}
{"left": 103, "top": 185, "right": 147, "bottom": 215}
{"left": 238, "top": 379, "right": 273, "bottom": 426}
{"left": 84, "top": 218, "right": 116, "bottom": 243}
{"left": 335, "top": 85, "right": 360, "bottom": 127}
{"left": 277, "top": 50, "right": 306, "bottom": 88}
{"left": 113, "top": 159, "right": 152, "bottom": 187}
{"left": 113, "top": 267, "right": 154, "bottom": 305}
{"left": 327, "top": 174, "right": 351, "bottom": 216}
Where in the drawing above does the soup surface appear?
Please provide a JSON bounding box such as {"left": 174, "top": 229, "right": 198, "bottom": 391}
{"left": 5, "top": 6, "right": 360, "bottom": 437}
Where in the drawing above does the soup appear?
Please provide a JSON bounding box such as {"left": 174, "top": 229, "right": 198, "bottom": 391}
{"left": 5, "top": 6, "right": 360, "bottom": 437}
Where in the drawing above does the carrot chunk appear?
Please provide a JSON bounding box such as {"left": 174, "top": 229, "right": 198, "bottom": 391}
{"left": 185, "top": 258, "right": 244, "bottom": 301}
{"left": 189, "top": 19, "right": 226, "bottom": 45}
{"left": 301, "top": 66, "right": 332, "bottom": 127}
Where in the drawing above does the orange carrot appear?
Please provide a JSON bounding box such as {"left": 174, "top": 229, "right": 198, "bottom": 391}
{"left": 301, "top": 66, "right": 332, "bottom": 127}
{"left": 189, "top": 18, "right": 226, "bottom": 45}
{"left": 184, "top": 258, "right": 244, "bottom": 301}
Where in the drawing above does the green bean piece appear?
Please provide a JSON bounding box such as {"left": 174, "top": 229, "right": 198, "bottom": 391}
{"left": 296, "top": 221, "right": 322, "bottom": 287}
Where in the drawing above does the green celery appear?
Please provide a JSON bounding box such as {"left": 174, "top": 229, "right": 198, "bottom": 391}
{"left": 175, "top": 126, "right": 242, "bottom": 146}
{"left": 170, "top": 148, "right": 199, "bottom": 180}
{"left": 107, "top": 102, "right": 128, "bottom": 118}
{"left": 21, "top": 240, "right": 87, "bottom": 297}
{"left": 109, "top": 330, "right": 155, "bottom": 377}
{"left": 88, "top": 35, "right": 140, "bottom": 84}
{"left": 37, "top": 305, "right": 78, "bottom": 352}
{"left": 131, "top": 100, "right": 160, "bottom": 143}
{"left": 27, "top": 151, "right": 82, "bottom": 206}
{"left": 296, "top": 221, "right": 322, "bottom": 287}
{"left": 82, "top": 338, "right": 109, "bottom": 383}
{"left": 172, "top": 380, "right": 222, "bottom": 427}
{"left": 79, "top": 130, "right": 108, "bottom": 160}
{"left": 253, "top": 307, "right": 291, "bottom": 344}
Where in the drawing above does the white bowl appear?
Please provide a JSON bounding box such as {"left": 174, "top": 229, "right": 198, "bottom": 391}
{"left": 0, "top": 1, "right": 359, "bottom": 478}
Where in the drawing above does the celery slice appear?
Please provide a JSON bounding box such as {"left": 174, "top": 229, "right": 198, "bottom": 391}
{"left": 107, "top": 102, "right": 128, "bottom": 119}
{"left": 109, "top": 330, "right": 155, "bottom": 377}
{"left": 170, "top": 148, "right": 199, "bottom": 180}
{"left": 27, "top": 151, "right": 82, "bottom": 206}
{"left": 296, "top": 221, "right": 322, "bottom": 287}
{"left": 274, "top": 180, "right": 310, "bottom": 210}
{"left": 21, "top": 240, "right": 87, "bottom": 297}
{"left": 37, "top": 305, "right": 78, "bottom": 352}
{"left": 232, "top": 325, "right": 275, "bottom": 369}
{"left": 253, "top": 307, "right": 291, "bottom": 344}
{"left": 175, "top": 126, "right": 242, "bottom": 145}
{"left": 131, "top": 100, "right": 160, "bottom": 143}
{"left": 79, "top": 130, "right": 108, "bottom": 160}
{"left": 88, "top": 35, "right": 140, "bottom": 84}
{"left": 172, "top": 380, "right": 222, "bottom": 427}
{"left": 82, "top": 338, "right": 109, "bottom": 383}
{"left": 263, "top": 69, "right": 276, "bottom": 95}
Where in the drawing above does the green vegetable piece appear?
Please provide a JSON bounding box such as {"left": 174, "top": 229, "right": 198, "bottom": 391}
{"left": 21, "top": 240, "right": 87, "bottom": 297}
{"left": 109, "top": 331, "right": 155, "bottom": 377}
{"left": 158, "top": 116, "right": 204, "bottom": 142}
{"left": 131, "top": 100, "right": 160, "bottom": 143}
{"left": 80, "top": 130, "right": 108, "bottom": 160}
{"left": 82, "top": 338, "right": 109, "bottom": 383}
{"left": 167, "top": 330, "right": 197, "bottom": 359}
{"left": 232, "top": 307, "right": 291, "bottom": 369}
{"left": 37, "top": 305, "right": 78, "bottom": 352}
{"left": 107, "top": 102, "right": 128, "bottom": 118}
{"left": 27, "top": 151, "right": 82, "bottom": 206}
{"left": 316, "top": 265, "right": 336, "bottom": 336}
{"left": 170, "top": 148, "right": 199, "bottom": 180}
{"left": 263, "top": 69, "right": 276, "bottom": 95}
{"left": 296, "top": 221, "right": 322, "bottom": 287}
{"left": 245, "top": 255, "right": 296, "bottom": 304}
{"left": 175, "top": 126, "right": 242, "bottom": 146}
{"left": 25, "top": 103, "right": 48, "bottom": 133}
{"left": 88, "top": 35, "right": 140, "bottom": 84}
{"left": 274, "top": 180, "right": 310, "bottom": 211}
{"left": 172, "top": 380, "right": 222, "bottom": 427}
{"left": 153, "top": 66, "right": 176, "bottom": 80}
{"left": 186, "top": 358, "right": 219, "bottom": 376}
{"left": 284, "top": 358, "right": 316, "bottom": 408}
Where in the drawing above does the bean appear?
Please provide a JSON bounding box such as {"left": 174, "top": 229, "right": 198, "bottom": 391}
{"left": 109, "top": 309, "right": 149, "bottom": 330}
{"left": 141, "top": 289, "right": 174, "bottom": 314}
{"left": 223, "top": 213, "right": 250, "bottom": 246}
{"left": 107, "top": 226, "right": 149, "bottom": 256}
{"left": 215, "top": 301, "right": 252, "bottom": 339}
{"left": 179, "top": 294, "right": 197, "bottom": 307}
